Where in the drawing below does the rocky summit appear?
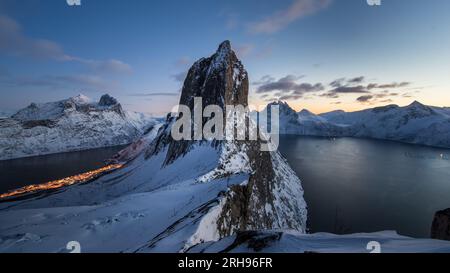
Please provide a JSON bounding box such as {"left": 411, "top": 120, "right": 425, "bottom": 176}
{"left": 147, "top": 40, "right": 307, "bottom": 239}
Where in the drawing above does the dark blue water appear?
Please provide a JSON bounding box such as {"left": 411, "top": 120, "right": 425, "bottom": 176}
{"left": 279, "top": 136, "right": 450, "bottom": 238}
{"left": 0, "top": 146, "right": 126, "bottom": 194}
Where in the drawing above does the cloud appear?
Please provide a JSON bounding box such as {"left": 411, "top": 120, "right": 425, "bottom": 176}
{"left": 175, "top": 56, "right": 191, "bottom": 67}
{"left": 225, "top": 13, "right": 239, "bottom": 30}
{"left": 331, "top": 85, "right": 369, "bottom": 94}
{"left": 355, "top": 90, "right": 402, "bottom": 104}
{"left": 367, "top": 82, "right": 410, "bottom": 90}
{"left": 0, "top": 15, "right": 132, "bottom": 74}
{"left": 329, "top": 78, "right": 346, "bottom": 88}
{"left": 76, "top": 58, "right": 132, "bottom": 74}
{"left": 171, "top": 70, "right": 188, "bottom": 83}
{"left": 324, "top": 77, "right": 413, "bottom": 100}
{"left": 255, "top": 75, "right": 323, "bottom": 96}
{"left": 0, "top": 73, "right": 113, "bottom": 91}
{"left": 356, "top": 95, "right": 374, "bottom": 103}
{"left": 248, "top": 0, "right": 332, "bottom": 34}
{"left": 348, "top": 76, "right": 365, "bottom": 84}
{"left": 234, "top": 43, "right": 254, "bottom": 58}
{"left": 252, "top": 75, "right": 276, "bottom": 85}
{"left": 278, "top": 94, "right": 303, "bottom": 101}
{"left": 129, "top": 92, "right": 180, "bottom": 97}
{"left": 0, "top": 15, "right": 71, "bottom": 61}
{"left": 323, "top": 85, "right": 369, "bottom": 98}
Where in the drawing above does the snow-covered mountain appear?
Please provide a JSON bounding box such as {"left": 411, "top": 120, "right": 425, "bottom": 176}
{"left": 0, "top": 41, "right": 307, "bottom": 253}
{"left": 266, "top": 101, "right": 450, "bottom": 148}
{"left": 0, "top": 94, "right": 160, "bottom": 160}
{"left": 258, "top": 101, "right": 350, "bottom": 136}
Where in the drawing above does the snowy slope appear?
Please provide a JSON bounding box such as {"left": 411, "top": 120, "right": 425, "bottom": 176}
{"left": 266, "top": 101, "right": 450, "bottom": 148}
{"left": 0, "top": 94, "right": 160, "bottom": 160}
{"left": 189, "top": 230, "right": 450, "bottom": 253}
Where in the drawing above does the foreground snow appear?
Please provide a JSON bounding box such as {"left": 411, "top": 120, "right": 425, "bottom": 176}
{"left": 0, "top": 143, "right": 230, "bottom": 252}
{"left": 0, "top": 94, "right": 160, "bottom": 160}
{"left": 189, "top": 230, "right": 450, "bottom": 253}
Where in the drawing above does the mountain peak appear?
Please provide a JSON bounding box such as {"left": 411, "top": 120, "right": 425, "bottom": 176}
{"left": 71, "top": 94, "right": 91, "bottom": 105}
{"left": 217, "top": 40, "right": 231, "bottom": 53}
{"left": 408, "top": 100, "right": 425, "bottom": 108}
{"left": 299, "top": 109, "right": 314, "bottom": 116}
{"left": 178, "top": 40, "right": 248, "bottom": 110}
{"left": 98, "top": 94, "right": 118, "bottom": 107}
{"left": 268, "top": 100, "right": 289, "bottom": 107}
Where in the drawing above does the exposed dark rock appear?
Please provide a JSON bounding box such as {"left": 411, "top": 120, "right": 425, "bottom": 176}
{"left": 21, "top": 119, "right": 57, "bottom": 129}
{"left": 145, "top": 41, "right": 307, "bottom": 239}
{"left": 163, "top": 40, "right": 249, "bottom": 165}
{"left": 431, "top": 208, "right": 450, "bottom": 241}
{"left": 220, "top": 231, "right": 283, "bottom": 252}
{"left": 99, "top": 94, "right": 119, "bottom": 107}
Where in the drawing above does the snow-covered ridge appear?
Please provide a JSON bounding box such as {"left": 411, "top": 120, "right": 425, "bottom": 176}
{"left": 263, "top": 101, "right": 450, "bottom": 148}
{"left": 0, "top": 94, "right": 160, "bottom": 160}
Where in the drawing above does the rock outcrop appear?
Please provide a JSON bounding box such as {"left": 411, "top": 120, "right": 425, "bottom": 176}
{"left": 431, "top": 208, "right": 450, "bottom": 241}
{"left": 147, "top": 40, "right": 307, "bottom": 241}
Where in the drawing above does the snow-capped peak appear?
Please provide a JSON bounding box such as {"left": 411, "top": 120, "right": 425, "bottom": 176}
{"left": 217, "top": 40, "right": 232, "bottom": 53}
{"left": 70, "top": 94, "right": 92, "bottom": 105}
{"left": 408, "top": 100, "right": 425, "bottom": 108}
{"left": 208, "top": 40, "right": 234, "bottom": 73}
{"left": 298, "top": 109, "right": 315, "bottom": 116}
{"left": 98, "top": 94, "right": 118, "bottom": 107}
{"left": 266, "top": 101, "right": 296, "bottom": 115}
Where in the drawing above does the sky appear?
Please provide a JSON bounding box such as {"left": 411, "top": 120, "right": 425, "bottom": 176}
{"left": 0, "top": 0, "right": 450, "bottom": 115}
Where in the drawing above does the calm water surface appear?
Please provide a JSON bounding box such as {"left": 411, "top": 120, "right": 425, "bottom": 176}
{"left": 0, "top": 146, "right": 126, "bottom": 194}
{"left": 279, "top": 136, "right": 450, "bottom": 238}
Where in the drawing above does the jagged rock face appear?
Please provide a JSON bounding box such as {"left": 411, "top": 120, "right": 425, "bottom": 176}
{"left": 431, "top": 208, "right": 450, "bottom": 241}
{"left": 147, "top": 41, "right": 307, "bottom": 239}
{"left": 99, "top": 94, "right": 119, "bottom": 107}
{"left": 179, "top": 40, "right": 249, "bottom": 109}
{"left": 163, "top": 41, "right": 249, "bottom": 165}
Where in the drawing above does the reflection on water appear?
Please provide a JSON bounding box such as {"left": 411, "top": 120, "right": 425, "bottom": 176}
{"left": 0, "top": 163, "right": 123, "bottom": 199}
{"left": 0, "top": 145, "right": 126, "bottom": 194}
{"left": 279, "top": 136, "right": 450, "bottom": 238}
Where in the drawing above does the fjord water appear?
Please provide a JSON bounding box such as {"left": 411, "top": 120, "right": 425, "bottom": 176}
{"left": 0, "top": 145, "right": 126, "bottom": 194}
{"left": 279, "top": 136, "right": 450, "bottom": 238}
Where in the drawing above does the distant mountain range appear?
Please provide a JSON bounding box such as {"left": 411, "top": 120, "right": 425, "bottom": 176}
{"left": 259, "top": 100, "right": 450, "bottom": 148}
{"left": 0, "top": 94, "right": 160, "bottom": 160}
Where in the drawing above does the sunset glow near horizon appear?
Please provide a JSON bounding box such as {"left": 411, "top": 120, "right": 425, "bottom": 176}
{"left": 1, "top": 0, "right": 449, "bottom": 116}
